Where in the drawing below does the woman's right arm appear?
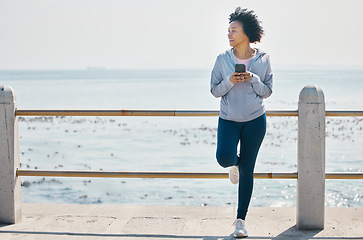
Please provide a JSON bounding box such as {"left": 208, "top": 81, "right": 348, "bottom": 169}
{"left": 210, "top": 56, "right": 234, "bottom": 98}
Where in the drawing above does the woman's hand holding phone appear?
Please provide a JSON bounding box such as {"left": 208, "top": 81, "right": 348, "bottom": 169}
{"left": 230, "top": 72, "right": 252, "bottom": 83}
{"left": 230, "top": 64, "right": 253, "bottom": 83}
{"left": 230, "top": 72, "right": 244, "bottom": 83}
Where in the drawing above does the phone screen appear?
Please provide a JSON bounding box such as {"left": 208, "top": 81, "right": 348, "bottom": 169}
{"left": 235, "top": 64, "right": 246, "bottom": 73}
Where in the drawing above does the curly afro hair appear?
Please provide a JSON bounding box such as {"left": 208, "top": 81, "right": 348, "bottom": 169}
{"left": 229, "top": 7, "right": 264, "bottom": 43}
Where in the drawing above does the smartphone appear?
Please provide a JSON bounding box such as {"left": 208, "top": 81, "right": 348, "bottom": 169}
{"left": 235, "top": 64, "right": 246, "bottom": 73}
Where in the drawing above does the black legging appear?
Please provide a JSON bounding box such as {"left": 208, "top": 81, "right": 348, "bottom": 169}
{"left": 216, "top": 113, "right": 266, "bottom": 219}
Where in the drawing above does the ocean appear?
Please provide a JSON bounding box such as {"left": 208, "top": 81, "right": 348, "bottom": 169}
{"left": 1, "top": 67, "right": 362, "bottom": 207}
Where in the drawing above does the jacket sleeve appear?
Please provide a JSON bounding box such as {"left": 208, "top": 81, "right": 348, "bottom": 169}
{"left": 210, "top": 56, "right": 234, "bottom": 98}
{"left": 250, "top": 55, "right": 273, "bottom": 98}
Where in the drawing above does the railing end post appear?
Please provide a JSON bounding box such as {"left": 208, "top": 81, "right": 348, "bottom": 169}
{"left": 0, "top": 85, "right": 22, "bottom": 224}
{"left": 297, "top": 85, "right": 325, "bottom": 230}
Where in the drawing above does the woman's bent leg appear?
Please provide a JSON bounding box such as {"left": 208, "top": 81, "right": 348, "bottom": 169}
{"left": 237, "top": 114, "right": 266, "bottom": 219}
{"left": 216, "top": 118, "right": 241, "bottom": 168}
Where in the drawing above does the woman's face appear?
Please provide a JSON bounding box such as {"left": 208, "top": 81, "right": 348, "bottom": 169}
{"left": 228, "top": 21, "right": 249, "bottom": 47}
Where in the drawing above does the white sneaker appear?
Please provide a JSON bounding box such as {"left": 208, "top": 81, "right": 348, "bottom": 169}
{"left": 229, "top": 166, "right": 239, "bottom": 184}
{"left": 232, "top": 218, "right": 248, "bottom": 238}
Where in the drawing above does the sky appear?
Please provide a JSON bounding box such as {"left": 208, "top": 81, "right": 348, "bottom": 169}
{"left": 1, "top": 0, "right": 363, "bottom": 70}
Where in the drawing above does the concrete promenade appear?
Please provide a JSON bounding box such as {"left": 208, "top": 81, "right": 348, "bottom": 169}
{"left": 0, "top": 204, "right": 362, "bottom": 240}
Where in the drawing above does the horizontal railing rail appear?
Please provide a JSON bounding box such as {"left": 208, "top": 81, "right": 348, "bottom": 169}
{"left": 17, "top": 170, "right": 297, "bottom": 179}
{"left": 15, "top": 109, "right": 296, "bottom": 117}
{"left": 14, "top": 109, "right": 363, "bottom": 117}
{"left": 16, "top": 169, "right": 363, "bottom": 179}
{"left": 15, "top": 109, "right": 363, "bottom": 181}
{"left": 325, "top": 172, "right": 363, "bottom": 179}
{"left": 325, "top": 110, "right": 363, "bottom": 117}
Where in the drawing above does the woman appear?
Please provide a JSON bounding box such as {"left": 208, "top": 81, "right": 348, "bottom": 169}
{"left": 210, "top": 7, "right": 273, "bottom": 238}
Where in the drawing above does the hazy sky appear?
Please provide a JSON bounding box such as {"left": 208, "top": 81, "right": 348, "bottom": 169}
{"left": 1, "top": 0, "right": 363, "bottom": 70}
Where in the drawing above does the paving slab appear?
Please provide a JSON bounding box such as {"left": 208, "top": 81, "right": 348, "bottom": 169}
{"left": 0, "top": 204, "right": 362, "bottom": 239}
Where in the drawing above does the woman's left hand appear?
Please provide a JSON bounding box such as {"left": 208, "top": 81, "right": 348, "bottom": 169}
{"left": 240, "top": 72, "right": 253, "bottom": 82}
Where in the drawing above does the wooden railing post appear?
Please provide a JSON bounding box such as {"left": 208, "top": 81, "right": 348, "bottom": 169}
{"left": 0, "top": 85, "right": 21, "bottom": 224}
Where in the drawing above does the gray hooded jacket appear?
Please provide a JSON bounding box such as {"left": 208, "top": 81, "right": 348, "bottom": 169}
{"left": 210, "top": 48, "right": 273, "bottom": 122}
